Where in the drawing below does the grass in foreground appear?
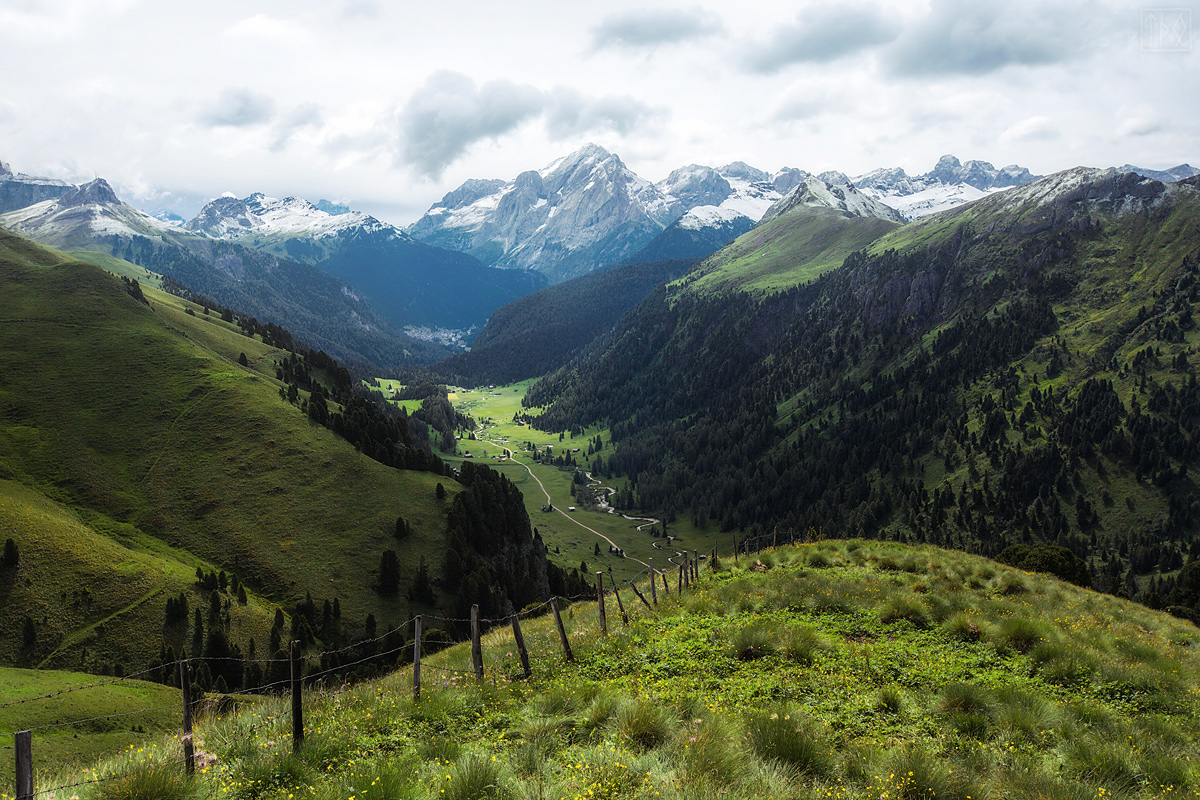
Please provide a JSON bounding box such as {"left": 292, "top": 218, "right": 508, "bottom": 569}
{"left": 16, "top": 540, "right": 1200, "bottom": 800}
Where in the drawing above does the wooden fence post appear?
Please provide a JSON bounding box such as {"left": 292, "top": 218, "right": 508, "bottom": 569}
{"left": 413, "top": 616, "right": 422, "bottom": 699}
{"left": 629, "top": 581, "right": 652, "bottom": 610}
{"left": 678, "top": 562, "right": 684, "bottom": 592}
{"left": 596, "top": 572, "right": 607, "bottom": 634}
{"left": 470, "top": 604, "right": 484, "bottom": 681}
{"left": 15, "top": 730, "right": 32, "bottom": 800}
{"left": 613, "top": 584, "right": 629, "bottom": 625}
{"left": 663, "top": 569, "right": 670, "bottom": 597}
{"left": 550, "top": 597, "right": 574, "bottom": 662}
{"left": 648, "top": 558, "right": 658, "bottom": 605}
{"left": 179, "top": 660, "right": 194, "bottom": 775}
{"left": 511, "top": 614, "right": 532, "bottom": 679}
{"left": 290, "top": 641, "right": 304, "bottom": 752}
{"left": 692, "top": 550, "right": 699, "bottom": 581}
{"left": 733, "top": 534, "right": 739, "bottom": 563}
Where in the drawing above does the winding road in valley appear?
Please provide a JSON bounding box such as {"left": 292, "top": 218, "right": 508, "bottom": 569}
{"left": 472, "top": 425, "right": 686, "bottom": 576}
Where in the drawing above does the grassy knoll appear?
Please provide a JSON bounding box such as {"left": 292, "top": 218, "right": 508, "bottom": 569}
{"left": 675, "top": 208, "right": 898, "bottom": 296}
{"left": 0, "top": 668, "right": 180, "bottom": 778}
{"left": 25, "top": 540, "right": 1200, "bottom": 800}
{"left": 0, "top": 229, "right": 457, "bottom": 674}
{"left": 442, "top": 382, "right": 727, "bottom": 584}
{"left": 65, "top": 251, "right": 164, "bottom": 289}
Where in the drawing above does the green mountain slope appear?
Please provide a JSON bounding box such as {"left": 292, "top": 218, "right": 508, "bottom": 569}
{"left": 45, "top": 540, "right": 1200, "bottom": 800}
{"left": 0, "top": 228, "right": 463, "bottom": 673}
{"left": 679, "top": 205, "right": 899, "bottom": 295}
{"left": 0, "top": 182, "right": 449, "bottom": 367}
{"left": 427, "top": 258, "right": 698, "bottom": 385}
{"left": 522, "top": 169, "right": 1200, "bottom": 612}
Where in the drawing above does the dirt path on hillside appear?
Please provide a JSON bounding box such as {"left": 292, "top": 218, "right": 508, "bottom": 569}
{"left": 473, "top": 427, "right": 685, "bottom": 577}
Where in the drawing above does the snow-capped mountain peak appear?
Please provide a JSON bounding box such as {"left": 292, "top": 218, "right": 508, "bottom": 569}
{"left": 185, "top": 192, "right": 404, "bottom": 244}
{"left": 762, "top": 176, "right": 904, "bottom": 224}
{"left": 853, "top": 155, "right": 1041, "bottom": 220}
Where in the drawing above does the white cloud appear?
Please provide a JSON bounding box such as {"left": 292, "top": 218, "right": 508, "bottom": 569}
{"left": 1000, "top": 116, "right": 1060, "bottom": 143}
{"left": 590, "top": 8, "right": 722, "bottom": 51}
{"left": 199, "top": 89, "right": 277, "bottom": 128}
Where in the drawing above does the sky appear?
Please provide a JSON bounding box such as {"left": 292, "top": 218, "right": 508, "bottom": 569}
{"left": 1, "top": 0, "right": 1196, "bottom": 226}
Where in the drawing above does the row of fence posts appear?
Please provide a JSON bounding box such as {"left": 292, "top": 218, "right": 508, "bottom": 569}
{"left": 11, "top": 546, "right": 720, "bottom": 799}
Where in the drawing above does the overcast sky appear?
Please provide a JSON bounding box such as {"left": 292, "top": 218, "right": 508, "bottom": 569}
{"left": 1, "top": 0, "right": 1196, "bottom": 225}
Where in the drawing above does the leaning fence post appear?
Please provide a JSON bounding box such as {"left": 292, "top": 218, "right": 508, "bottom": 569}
{"left": 413, "top": 616, "right": 422, "bottom": 699}
{"left": 15, "top": 730, "right": 33, "bottom": 800}
{"left": 550, "top": 597, "right": 574, "bottom": 662}
{"left": 179, "top": 660, "right": 194, "bottom": 775}
{"left": 613, "top": 584, "right": 629, "bottom": 625}
{"left": 511, "top": 614, "right": 532, "bottom": 679}
{"left": 663, "top": 568, "right": 670, "bottom": 597}
{"left": 596, "top": 572, "right": 608, "bottom": 634}
{"left": 470, "top": 604, "right": 484, "bottom": 681}
{"left": 630, "top": 581, "right": 652, "bottom": 610}
{"left": 648, "top": 558, "right": 658, "bottom": 605}
{"left": 290, "top": 641, "right": 304, "bottom": 752}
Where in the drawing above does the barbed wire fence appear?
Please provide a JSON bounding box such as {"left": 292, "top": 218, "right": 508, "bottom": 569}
{"left": 6, "top": 549, "right": 724, "bottom": 800}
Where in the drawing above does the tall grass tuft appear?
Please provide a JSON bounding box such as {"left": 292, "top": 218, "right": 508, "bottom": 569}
{"left": 745, "top": 707, "right": 833, "bottom": 776}
{"left": 678, "top": 717, "right": 745, "bottom": 784}
{"left": 730, "top": 622, "right": 779, "bottom": 660}
{"left": 782, "top": 624, "right": 824, "bottom": 664}
{"left": 942, "top": 611, "right": 982, "bottom": 641}
{"left": 884, "top": 745, "right": 976, "bottom": 800}
{"left": 879, "top": 596, "right": 929, "bottom": 628}
{"left": 993, "top": 616, "right": 1044, "bottom": 653}
{"left": 614, "top": 699, "right": 671, "bottom": 751}
{"left": 94, "top": 761, "right": 197, "bottom": 800}
{"left": 443, "top": 753, "right": 514, "bottom": 800}
{"left": 875, "top": 686, "right": 904, "bottom": 714}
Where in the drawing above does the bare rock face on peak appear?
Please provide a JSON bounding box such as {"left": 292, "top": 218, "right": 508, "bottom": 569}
{"left": 0, "top": 158, "right": 75, "bottom": 214}
{"left": 58, "top": 178, "right": 121, "bottom": 208}
{"left": 408, "top": 143, "right": 676, "bottom": 283}
{"left": 762, "top": 176, "right": 904, "bottom": 224}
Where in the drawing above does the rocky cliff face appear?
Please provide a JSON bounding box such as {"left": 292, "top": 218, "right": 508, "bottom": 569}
{"left": 0, "top": 159, "right": 74, "bottom": 214}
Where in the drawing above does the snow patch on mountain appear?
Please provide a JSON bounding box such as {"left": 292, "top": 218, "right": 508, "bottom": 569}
{"left": 0, "top": 178, "right": 176, "bottom": 242}
{"left": 186, "top": 193, "right": 404, "bottom": 243}
{"left": 853, "top": 155, "right": 1040, "bottom": 220}
{"left": 763, "top": 176, "right": 904, "bottom": 224}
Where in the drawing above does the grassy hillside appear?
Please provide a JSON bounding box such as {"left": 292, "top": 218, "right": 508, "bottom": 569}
{"left": 523, "top": 171, "right": 1200, "bottom": 613}
{"left": 676, "top": 207, "right": 898, "bottom": 295}
{"left": 0, "top": 668, "right": 179, "bottom": 778}
{"left": 0, "top": 228, "right": 460, "bottom": 674}
{"left": 24, "top": 540, "right": 1200, "bottom": 800}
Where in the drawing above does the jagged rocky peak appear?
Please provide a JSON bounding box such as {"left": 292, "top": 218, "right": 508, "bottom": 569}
{"left": 763, "top": 175, "right": 904, "bottom": 224}
{"left": 58, "top": 178, "right": 121, "bottom": 208}
{"left": 434, "top": 178, "right": 507, "bottom": 211}
{"left": 817, "top": 170, "right": 853, "bottom": 187}
{"left": 658, "top": 164, "right": 733, "bottom": 210}
{"left": 316, "top": 199, "right": 350, "bottom": 215}
{"left": 1115, "top": 163, "right": 1200, "bottom": 183}
{"left": 719, "top": 161, "right": 769, "bottom": 182}
{"left": 0, "top": 159, "right": 12, "bottom": 177}
{"left": 771, "top": 168, "right": 809, "bottom": 195}
{"left": 184, "top": 195, "right": 256, "bottom": 235}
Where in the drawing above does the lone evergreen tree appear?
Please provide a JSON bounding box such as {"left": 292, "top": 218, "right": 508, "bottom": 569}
{"left": 378, "top": 549, "right": 401, "bottom": 596}
{"left": 1, "top": 538, "right": 17, "bottom": 568}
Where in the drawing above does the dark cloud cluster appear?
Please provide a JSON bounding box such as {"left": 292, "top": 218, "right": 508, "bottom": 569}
{"left": 744, "top": 3, "right": 899, "bottom": 73}
{"left": 589, "top": 7, "right": 722, "bottom": 51}
{"left": 884, "top": 0, "right": 1094, "bottom": 76}
{"left": 398, "top": 72, "right": 666, "bottom": 178}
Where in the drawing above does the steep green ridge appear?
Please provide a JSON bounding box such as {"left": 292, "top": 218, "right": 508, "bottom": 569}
{"left": 0, "top": 667, "right": 179, "bottom": 777}
{"left": 523, "top": 171, "right": 1200, "bottom": 613}
{"left": 0, "top": 228, "right": 457, "bottom": 672}
{"left": 427, "top": 258, "right": 697, "bottom": 385}
{"left": 677, "top": 205, "right": 899, "bottom": 295}
{"left": 35, "top": 541, "right": 1200, "bottom": 800}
